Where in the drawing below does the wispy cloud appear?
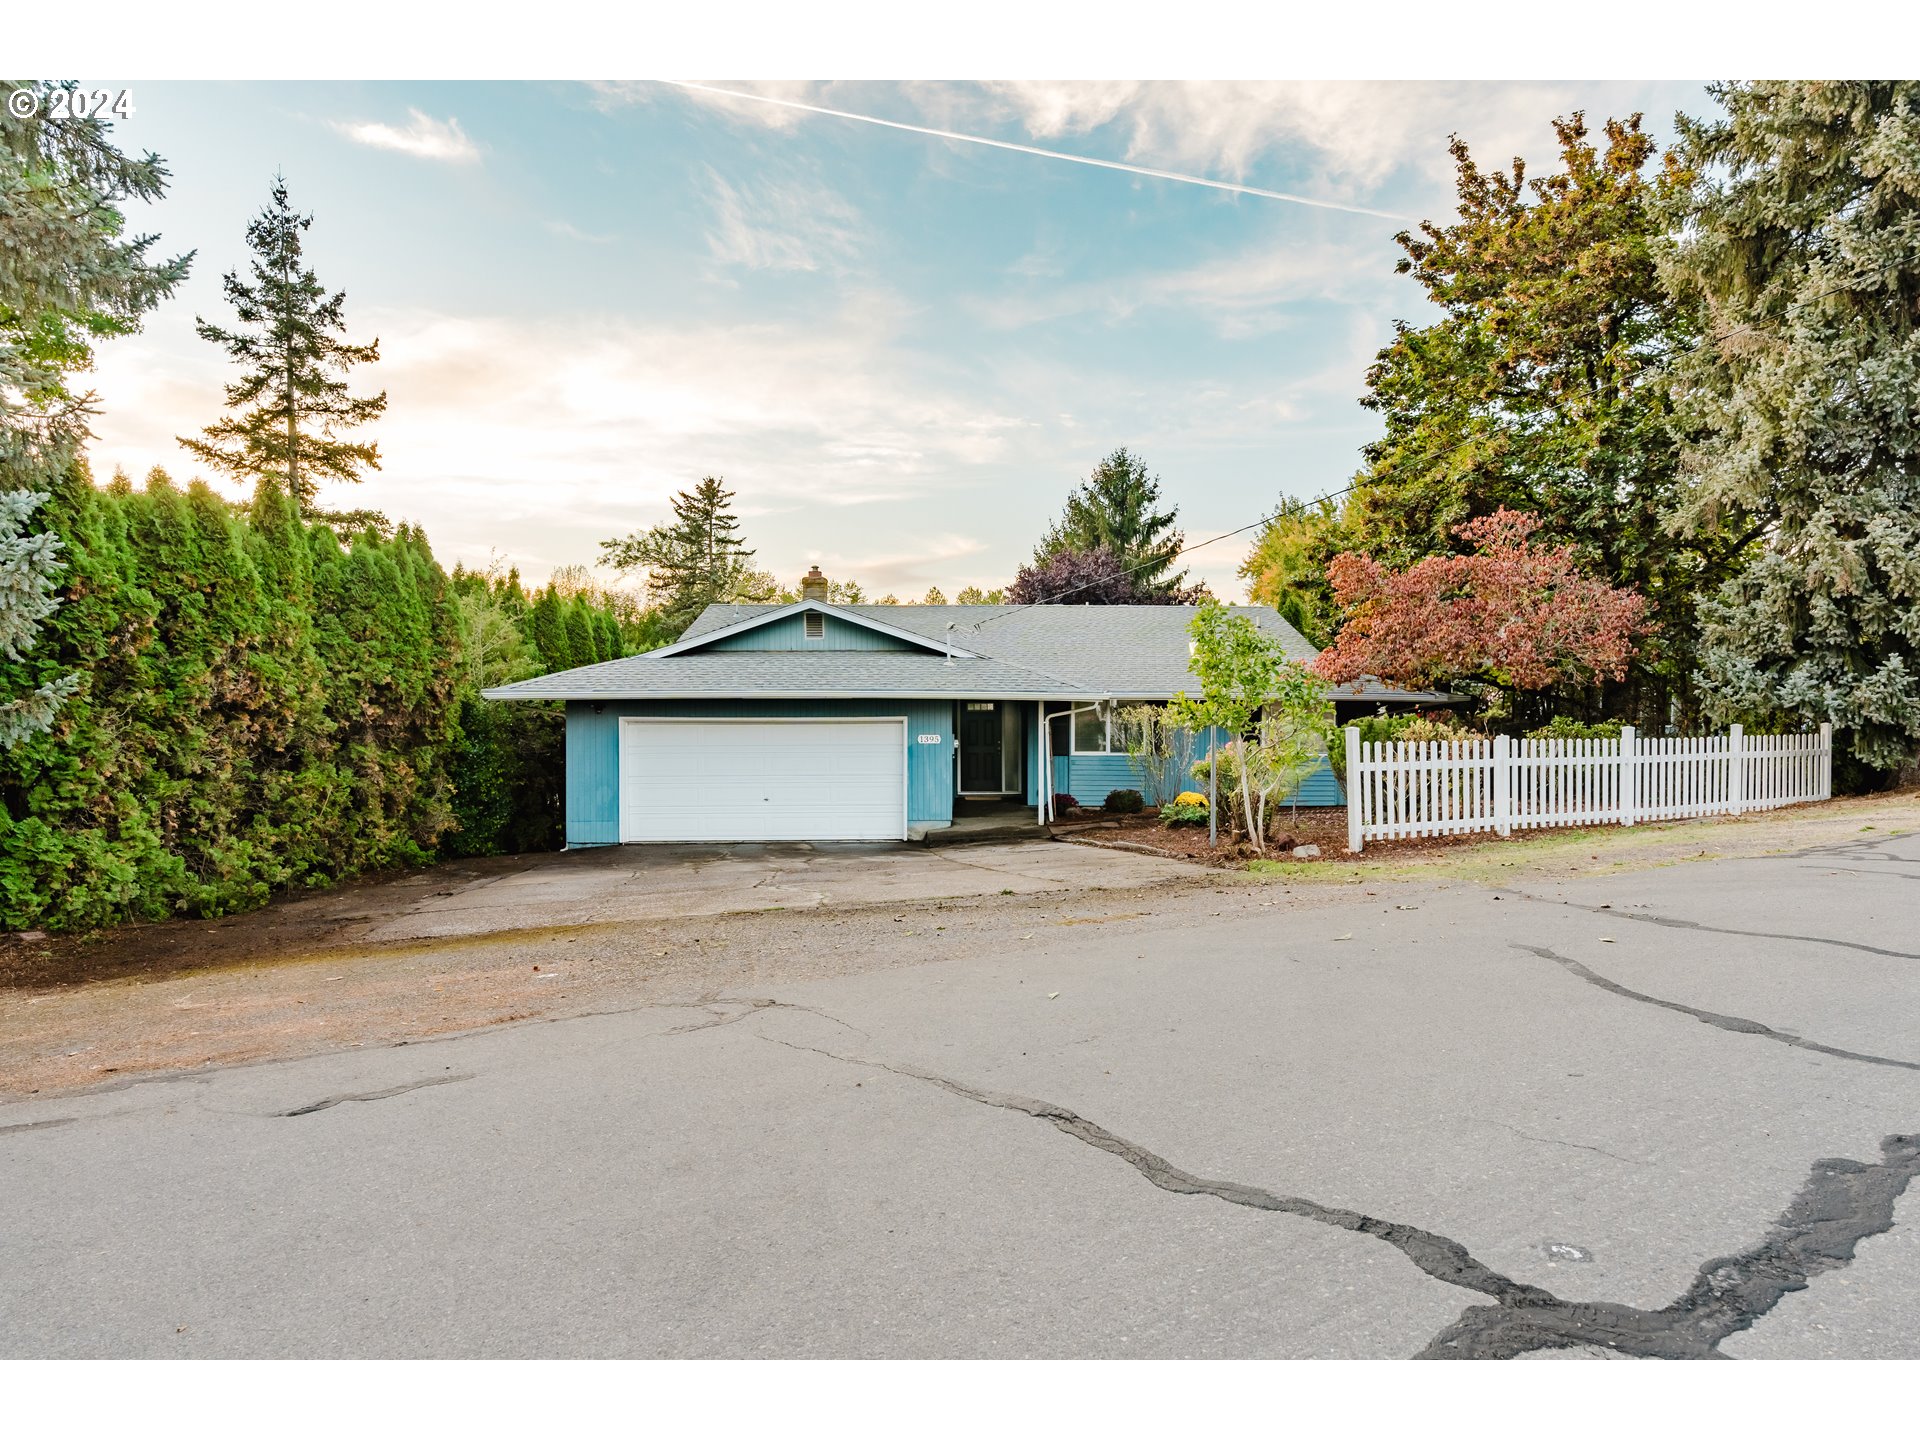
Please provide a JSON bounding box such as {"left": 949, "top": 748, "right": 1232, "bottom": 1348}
{"left": 85, "top": 302, "right": 1029, "bottom": 581}
{"left": 971, "top": 238, "right": 1385, "bottom": 339}
{"left": 544, "top": 218, "right": 614, "bottom": 244}
{"left": 703, "top": 166, "right": 865, "bottom": 274}
{"left": 332, "top": 109, "right": 480, "bottom": 163}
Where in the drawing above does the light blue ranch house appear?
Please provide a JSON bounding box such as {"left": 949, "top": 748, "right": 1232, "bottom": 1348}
{"left": 483, "top": 568, "right": 1423, "bottom": 845}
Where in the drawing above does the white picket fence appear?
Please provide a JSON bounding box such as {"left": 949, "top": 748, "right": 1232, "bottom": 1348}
{"left": 1344, "top": 723, "right": 1832, "bottom": 852}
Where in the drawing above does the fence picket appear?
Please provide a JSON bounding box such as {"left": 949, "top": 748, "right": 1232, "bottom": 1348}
{"left": 1343, "top": 724, "right": 1833, "bottom": 852}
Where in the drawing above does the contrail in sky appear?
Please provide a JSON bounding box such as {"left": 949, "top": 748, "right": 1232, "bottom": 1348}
{"left": 655, "top": 80, "right": 1411, "bottom": 222}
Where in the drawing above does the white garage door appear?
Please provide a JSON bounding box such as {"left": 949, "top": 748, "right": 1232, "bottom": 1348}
{"left": 618, "top": 718, "right": 907, "bottom": 842}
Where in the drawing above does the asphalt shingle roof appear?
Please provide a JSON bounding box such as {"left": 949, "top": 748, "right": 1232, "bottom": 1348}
{"left": 484, "top": 600, "right": 1409, "bottom": 703}
{"left": 483, "top": 649, "right": 1077, "bottom": 701}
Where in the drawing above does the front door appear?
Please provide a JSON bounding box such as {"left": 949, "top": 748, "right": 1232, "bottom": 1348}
{"left": 959, "top": 702, "right": 1002, "bottom": 793}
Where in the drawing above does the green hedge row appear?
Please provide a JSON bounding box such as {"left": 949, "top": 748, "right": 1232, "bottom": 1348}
{"left": 0, "top": 468, "right": 627, "bottom": 931}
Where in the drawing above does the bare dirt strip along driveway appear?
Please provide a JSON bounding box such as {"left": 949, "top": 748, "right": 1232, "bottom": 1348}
{"left": 2, "top": 796, "right": 1917, "bottom": 1357}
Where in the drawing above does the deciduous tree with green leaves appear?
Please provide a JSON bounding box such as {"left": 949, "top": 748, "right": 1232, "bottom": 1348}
{"left": 1238, "top": 496, "right": 1342, "bottom": 647}
{"left": 179, "top": 177, "right": 387, "bottom": 514}
{"left": 1660, "top": 81, "right": 1920, "bottom": 779}
{"left": 1346, "top": 113, "right": 1747, "bottom": 726}
{"left": 1170, "top": 602, "right": 1327, "bottom": 851}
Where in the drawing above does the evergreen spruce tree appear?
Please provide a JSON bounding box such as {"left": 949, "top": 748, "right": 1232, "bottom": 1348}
{"left": 179, "top": 177, "right": 386, "bottom": 514}
{"left": 1663, "top": 82, "right": 1920, "bottom": 775}
{"left": 0, "top": 80, "right": 189, "bottom": 745}
{"left": 1035, "top": 448, "right": 1187, "bottom": 594}
{"left": 599, "top": 475, "right": 765, "bottom": 636}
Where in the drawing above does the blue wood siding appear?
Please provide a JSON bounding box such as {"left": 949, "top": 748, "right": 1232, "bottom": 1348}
{"left": 700, "top": 614, "right": 924, "bottom": 652}
{"left": 1055, "top": 751, "right": 1341, "bottom": 807}
{"left": 564, "top": 698, "right": 955, "bottom": 845}
{"left": 1034, "top": 704, "right": 1344, "bottom": 809}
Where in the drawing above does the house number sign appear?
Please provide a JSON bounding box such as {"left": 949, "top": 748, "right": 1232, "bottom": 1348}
{"left": 915, "top": 733, "right": 943, "bottom": 744}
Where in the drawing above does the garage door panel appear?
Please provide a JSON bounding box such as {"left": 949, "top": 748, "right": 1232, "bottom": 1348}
{"left": 618, "top": 719, "right": 906, "bottom": 842}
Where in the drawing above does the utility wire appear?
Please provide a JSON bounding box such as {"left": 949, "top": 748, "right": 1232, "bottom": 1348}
{"left": 967, "top": 479, "right": 1359, "bottom": 628}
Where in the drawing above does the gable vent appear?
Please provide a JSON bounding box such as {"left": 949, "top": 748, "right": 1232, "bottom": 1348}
{"left": 804, "top": 612, "right": 826, "bottom": 640}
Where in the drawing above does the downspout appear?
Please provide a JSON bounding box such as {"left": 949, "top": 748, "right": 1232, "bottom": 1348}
{"left": 1036, "top": 700, "right": 1045, "bottom": 827}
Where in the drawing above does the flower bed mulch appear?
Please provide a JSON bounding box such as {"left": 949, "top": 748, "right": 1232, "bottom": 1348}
{"left": 1049, "top": 805, "right": 1353, "bottom": 866}
{"left": 1048, "top": 804, "right": 1628, "bottom": 868}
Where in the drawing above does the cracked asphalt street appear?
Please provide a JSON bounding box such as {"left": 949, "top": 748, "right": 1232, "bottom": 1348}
{"left": 3, "top": 823, "right": 1918, "bottom": 1358}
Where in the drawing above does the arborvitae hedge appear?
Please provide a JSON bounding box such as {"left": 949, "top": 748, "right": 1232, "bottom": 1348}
{"left": 0, "top": 467, "right": 637, "bottom": 931}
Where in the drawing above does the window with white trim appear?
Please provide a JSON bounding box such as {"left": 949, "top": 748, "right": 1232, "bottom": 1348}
{"left": 1072, "top": 707, "right": 1114, "bottom": 754}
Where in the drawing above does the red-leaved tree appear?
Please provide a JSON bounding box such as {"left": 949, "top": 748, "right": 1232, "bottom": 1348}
{"left": 1313, "top": 509, "right": 1651, "bottom": 695}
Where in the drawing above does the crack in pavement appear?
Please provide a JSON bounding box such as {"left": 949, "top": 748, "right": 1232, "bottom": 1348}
{"left": 666, "top": 996, "right": 868, "bottom": 1038}
{"left": 1772, "top": 833, "right": 1919, "bottom": 864}
{"left": 759, "top": 1031, "right": 1920, "bottom": 1362}
{"left": 1506, "top": 891, "right": 1920, "bottom": 961}
{"left": 274, "top": 1072, "right": 473, "bottom": 1117}
{"left": 1467, "top": 1117, "right": 1651, "bottom": 1167}
{"left": 0, "top": 1116, "right": 77, "bottom": 1137}
{"left": 1420, "top": 1134, "right": 1920, "bottom": 1358}
{"left": 756, "top": 1034, "right": 1556, "bottom": 1305}
{"left": 1520, "top": 945, "right": 1920, "bottom": 1072}
{"left": 1805, "top": 866, "right": 1920, "bottom": 883}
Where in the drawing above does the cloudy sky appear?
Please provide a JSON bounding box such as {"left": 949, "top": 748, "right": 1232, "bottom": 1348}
{"left": 85, "top": 79, "right": 1712, "bottom": 598}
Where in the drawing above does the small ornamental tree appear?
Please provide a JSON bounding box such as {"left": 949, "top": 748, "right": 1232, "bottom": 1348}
{"left": 1114, "top": 703, "right": 1197, "bottom": 806}
{"left": 1171, "top": 602, "right": 1324, "bottom": 851}
{"left": 1314, "top": 509, "right": 1650, "bottom": 716}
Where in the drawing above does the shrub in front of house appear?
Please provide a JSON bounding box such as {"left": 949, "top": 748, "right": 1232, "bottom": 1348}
{"left": 1104, "top": 788, "right": 1144, "bottom": 814}
{"left": 1526, "top": 716, "right": 1624, "bottom": 742}
{"left": 1161, "top": 797, "right": 1208, "bottom": 827}
{"left": 1052, "top": 793, "right": 1079, "bottom": 815}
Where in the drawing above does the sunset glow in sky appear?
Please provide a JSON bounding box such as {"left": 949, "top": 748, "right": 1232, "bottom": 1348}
{"left": 85, "top": 80, "right": 1712, "bottom": 598}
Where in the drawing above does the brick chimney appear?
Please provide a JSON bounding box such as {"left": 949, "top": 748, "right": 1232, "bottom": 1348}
{"left": 800, "top": 565, "right": 830, "bottom": 601}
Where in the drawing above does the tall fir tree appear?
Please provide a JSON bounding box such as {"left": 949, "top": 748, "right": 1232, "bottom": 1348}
{"left": 179, "top": 177, "right": 387, "bottom": 514}
{"left": 1036, "top": 447, "right": 1187, "bottom": 594}
{"left": 0, "top": 80, "right": 189, "bottom": 745}
{"left": 1662, "top": 81, "right": 1920, "bottom": 777}
{"left": 599, "top": 475, "right": 769, "bottom": 636}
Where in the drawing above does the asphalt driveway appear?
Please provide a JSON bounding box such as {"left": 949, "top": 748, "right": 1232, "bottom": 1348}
{"left": 3, "top": 816, "right": 1917, "bottom": 1358}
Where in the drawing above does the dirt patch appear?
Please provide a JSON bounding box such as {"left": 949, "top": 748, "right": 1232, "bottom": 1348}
{"left": 1053, "top": 806, "right": 1351, "bottom": 865}
{"left": 1053, "top": 794, "right": 1920, "bottom": 876}
{"left": 3, "top": 794, "right": 1913, "bottom": 1102}
{"left": 0, "top": 848, "right": 592, "bottom": 993}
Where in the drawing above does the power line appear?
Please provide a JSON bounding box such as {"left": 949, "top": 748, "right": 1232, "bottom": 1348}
{"left": 968, "top": 479, "right": 1359, "bottom": 628}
